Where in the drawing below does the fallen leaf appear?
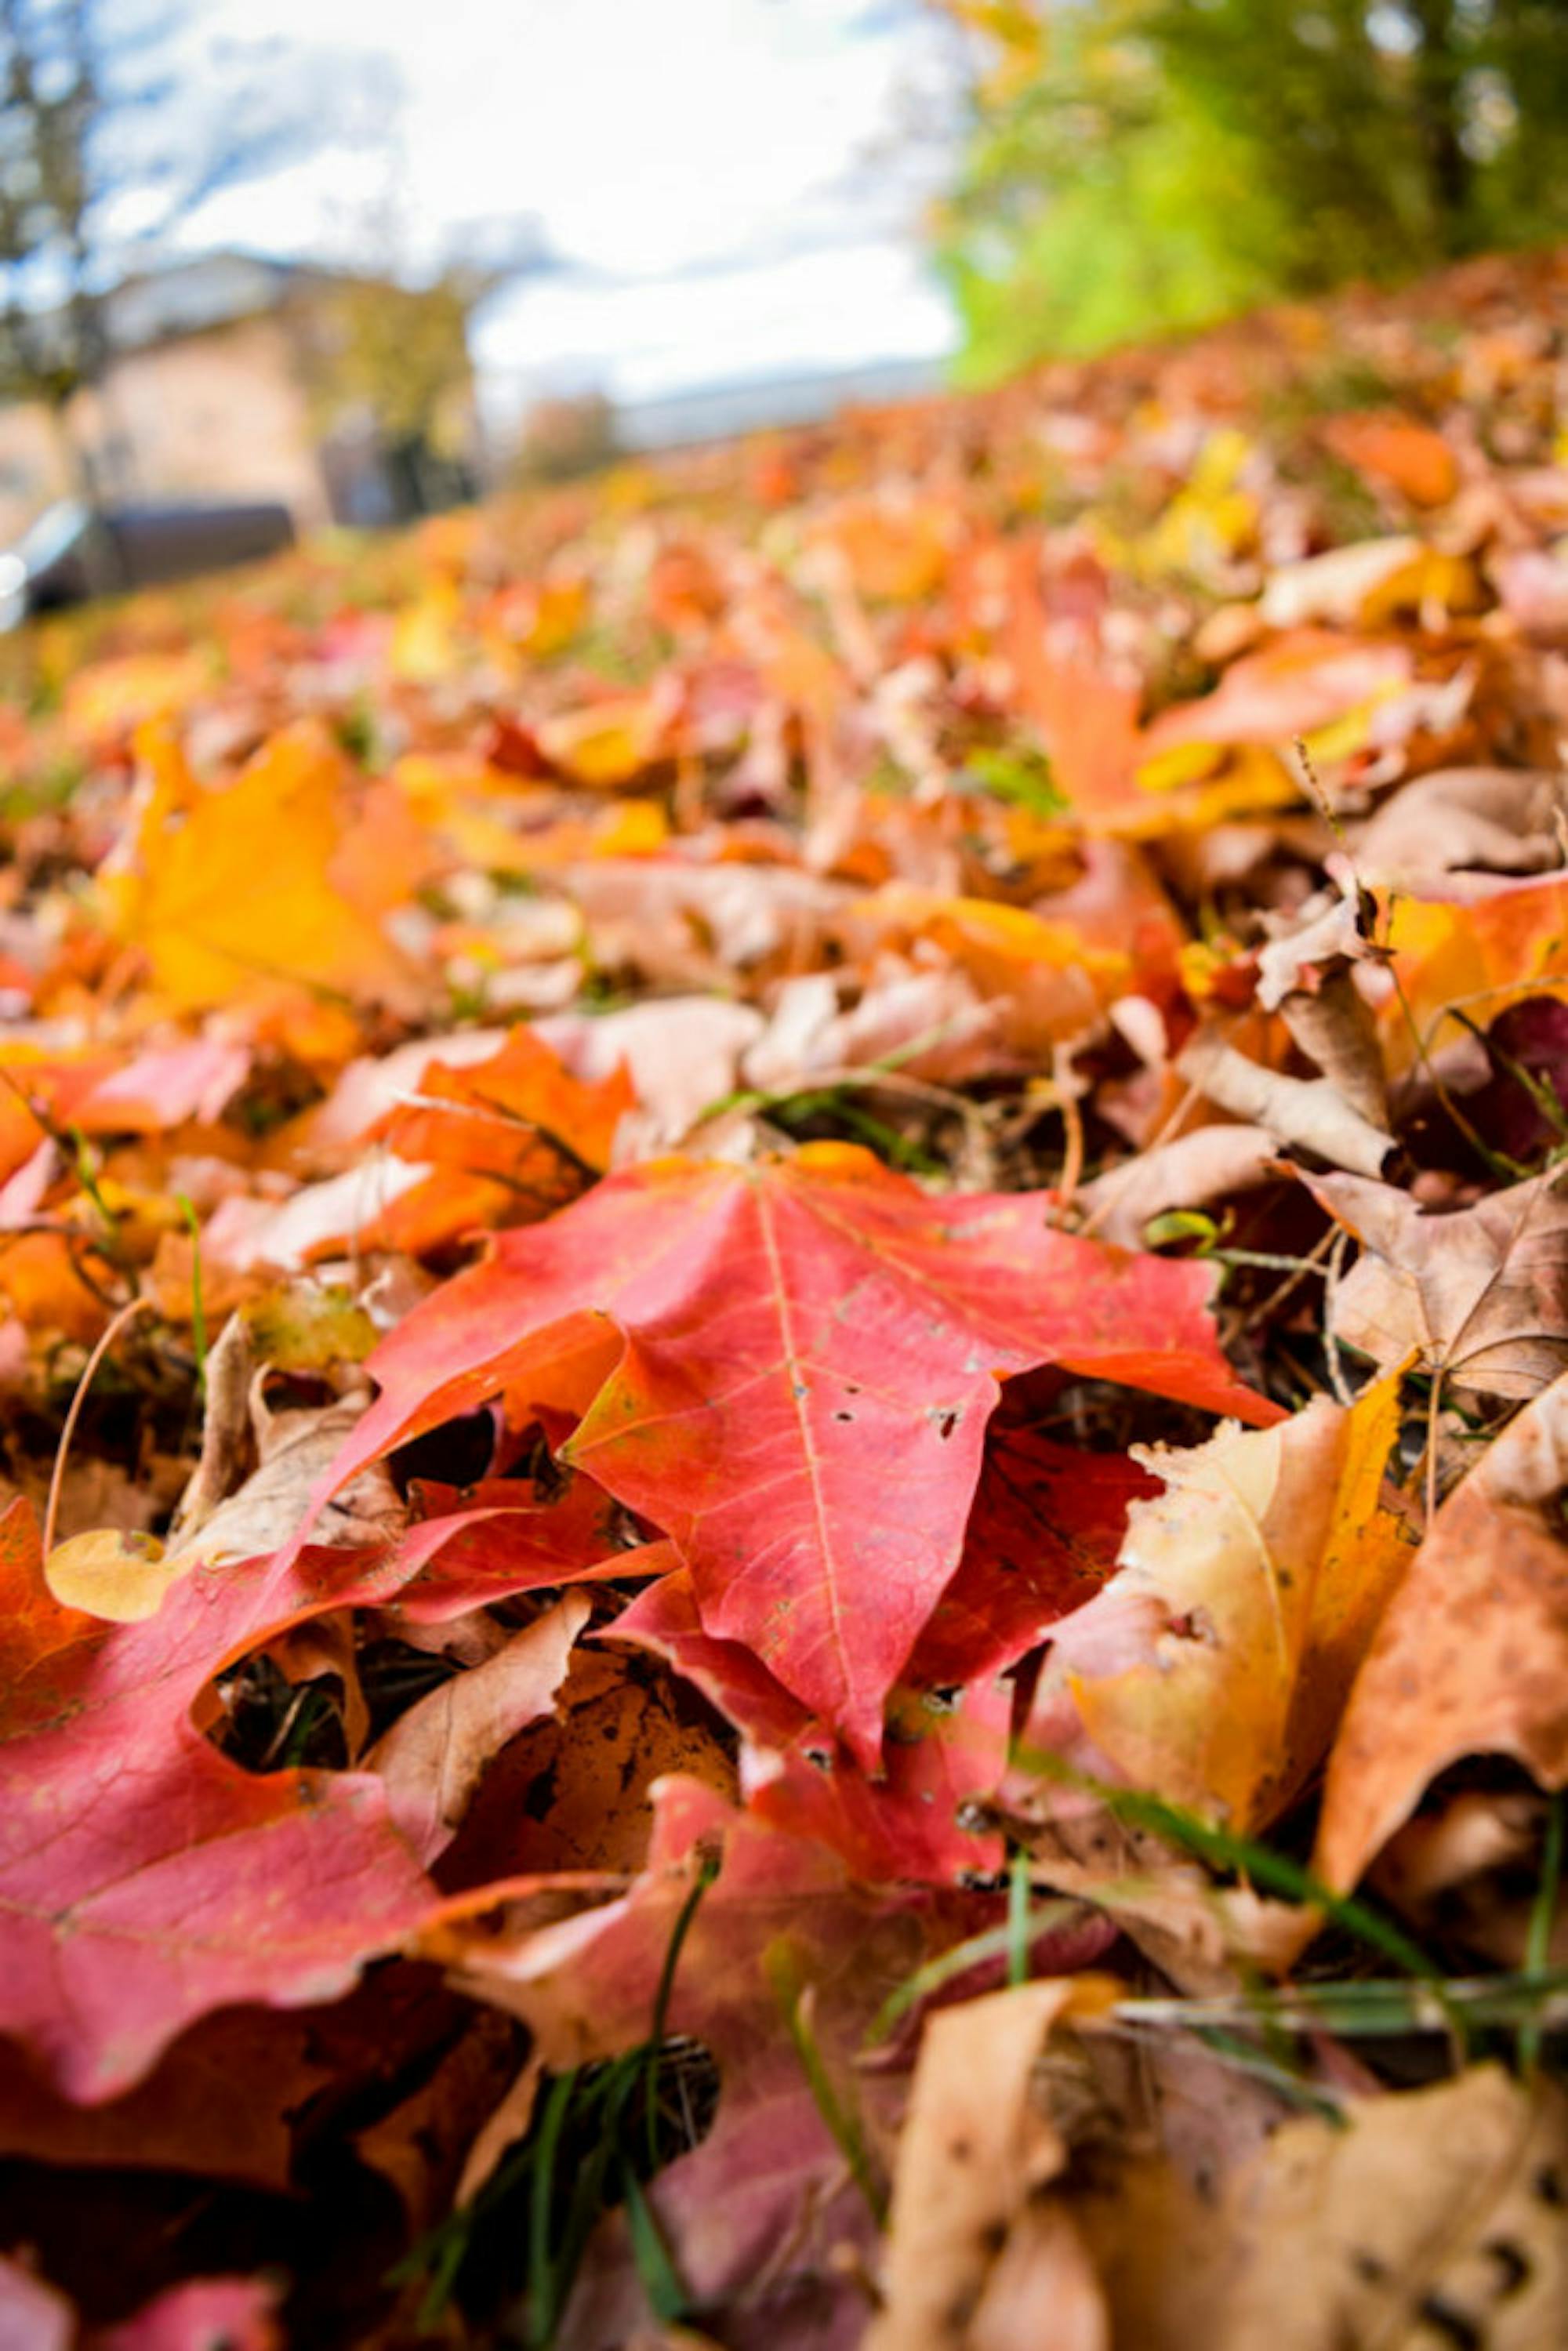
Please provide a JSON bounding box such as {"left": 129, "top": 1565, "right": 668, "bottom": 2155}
{"left": 1075, "top": 1126, "right": 1279, "bottom": 1251}
{"left": 1316, "top": 1371, "right": 1568, "bottom": 1893}
{"left": 366, "top": 1591, "right": 589, "bottom": 1863}
{"left": 866, "top": 1979, "right": 1114, "bottom": 2351}
{"left": 1321, "top": 411, "right": 1461, "bottom": 506}
{"left": 1352, "top": 766, "right": 1568, "bottom": 887}
{"left": 99, "top": 2277, "right": 282, "bottom": 2351}
{"left": 110, "top": 721, "right": 412, "bottom": 1014}
{"left": 314, "top": 1144, "right": 1273, "bottom": 1763}
{"left": 426, "top": 1777, "right": 957, "bottom": 2346}
{"left": 1142, "top": 631, "right": 1411, "bottom": 756}
{"left": 46, "top": 1397, "right": 403, "bottom": 1624}
{"left": 1017, "top": 1383, "right": 1412, "bottom": 1831}
{"left": 0, "top": 1500, "right": 439, "bottom": 2099}
{"left": 1178, "top": 1032, "right": 1395, "bottom": 1177}
{"left": 1314, "top": 1166, "right": 1568, "bottom": 1398}
{"left": 0, "top": 2259, "right": 72, "bottom": 2351}
{"left": 1145, "top": 2065, "right": 1568, "bottom": 2351}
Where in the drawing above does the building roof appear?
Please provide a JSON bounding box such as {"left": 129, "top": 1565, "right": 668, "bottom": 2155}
{"left": 100, "top": 252, "right": 348, "bottom": 354}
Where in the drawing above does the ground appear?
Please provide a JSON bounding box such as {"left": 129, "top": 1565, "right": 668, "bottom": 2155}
{"left": 2, "top": 245, "right": 1568, "bottom": 2348}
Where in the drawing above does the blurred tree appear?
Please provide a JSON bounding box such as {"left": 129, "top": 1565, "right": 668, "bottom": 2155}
{"left": 0, "top": 0, "right": 394, "bottom": 488}
{"left": 512, "top": 390, "right": 619, "bottom": 485}
{"left": 306, "top": 272, "right": 477, "bottom": 456}
{"left": 299, "top": 266, "right": 497, "bottom": 518}
{"left": 933, "top": 0, "right": 1568, "bottom": 378}
{"left": 0, "top": 0, "right": 103, "bottom": 459}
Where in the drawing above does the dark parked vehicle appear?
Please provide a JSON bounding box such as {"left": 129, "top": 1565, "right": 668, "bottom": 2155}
{"left": 0, "top": 499, "right": 297, "bottom": 626}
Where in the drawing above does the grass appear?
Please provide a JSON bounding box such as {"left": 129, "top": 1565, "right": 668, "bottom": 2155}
{"left": 394, "top": 1855, "right": 719, "bottom": 2345}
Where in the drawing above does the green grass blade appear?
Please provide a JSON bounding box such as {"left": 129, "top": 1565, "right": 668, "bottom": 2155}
{"left": 866, "top": 1899, "right": 1083, "bottom": 2046}
{"left": 1007, "top": 1846, "right": 1030, "bottom": 1989}
{"left": 1522, "top": 1792, "right": 1565, "bottom": 2074}
{"left": 769, "top": 1943, "right": 887, "bottom": 2226}
{"left": 175, "top": 1192, "right": 207, "bottom": 1399}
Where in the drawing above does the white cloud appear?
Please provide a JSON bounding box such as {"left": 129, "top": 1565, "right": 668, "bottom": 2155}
{"left": 169, "top": 0, "right": 959, "bottom": 396}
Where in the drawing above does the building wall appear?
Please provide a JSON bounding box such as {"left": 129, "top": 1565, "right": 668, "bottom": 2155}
{"left": 0, "top": 407, "right": 74, "bottom": 545}
{"left": 95, "top": 315, "right": 330, "bottom": 528}
{"left": 0, "top": 312, "right": 332, "bottom": 546}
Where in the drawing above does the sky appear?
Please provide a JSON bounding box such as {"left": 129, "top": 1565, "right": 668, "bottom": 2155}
{"left": 169, "top": 0, "right": 960, "bottom": 413}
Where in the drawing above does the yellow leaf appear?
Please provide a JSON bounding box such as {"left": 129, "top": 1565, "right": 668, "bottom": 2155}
{"left": 113, "top": 722, "right": 410, "bottom": 1014}
{"left": 1062, "top": 1380, "right": 1413, "bottom": 1831}
{"left": 390, "top": 582, "right": 463, "bottom": 683}
{"left": 62, "top": 651, "right": 212, "bottom": 747}
{"left": 535, "top": 694, "right": 670, "bottom": 787}
{"left": 45, "top": 1527, "right": 176, "bottom": 1623}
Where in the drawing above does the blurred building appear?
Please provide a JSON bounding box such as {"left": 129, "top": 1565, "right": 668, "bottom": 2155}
{"left": 614, "top": 357, "right": 942, "bottom": 450}
{"left": 0, "top": 252, "right": 482, "bottom": 545}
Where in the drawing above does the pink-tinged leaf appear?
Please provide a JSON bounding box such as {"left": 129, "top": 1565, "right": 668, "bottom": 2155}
{"left": 99, "top": 2277, "right": 281, "bottom": 2351}
{"left": 73, "top": 1039, "right": 252, "bottom": 1137}
{"left": 0, "top": 1515, "right": 439, "bottom": 2102}
{"left": 315, "top": 1146, "right": 1274, "bottom": 1764}
{"left": 434, "top": 1776, "right": 1104, "bottom": 2346}
{"left": 0, "top": 2256, "right": 71, "bottom": 2351}
{"left": 429, "top": 1775, "right": 931, "bottom": 2067}
{"left": 613, "top": 1571, "right": 1010, "bottom": 1887}
{"left": 561, "top": 2071, "right": 881, "bottom": 2351}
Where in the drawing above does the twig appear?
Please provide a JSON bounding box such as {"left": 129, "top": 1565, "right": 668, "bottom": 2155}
{"left": 43, "top": 1295, "right": 157, "bottom": 1556}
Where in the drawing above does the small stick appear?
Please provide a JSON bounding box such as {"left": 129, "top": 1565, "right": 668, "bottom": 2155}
{"left": 42, "top": 1296, "right": 157, "bottom": 1557}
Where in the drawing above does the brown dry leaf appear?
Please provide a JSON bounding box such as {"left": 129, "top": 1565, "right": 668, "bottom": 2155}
{"left": 267, "top": 1608, "right": 369, "bottom": 1760}
{"left": 1020, "top": 1384, "right": 1411, "bottom": 1834}
{"left": 1313, "top": 1166, "right": 1568, "bottom": 1398}
{"left": 1275, "top": 967, "right": 1391, "bottom": 1133}
{"left": 1139, "top": 2065, "right": 1568, "bottom": 2351}
{"left": 1352, "top": 766, "right": 1568, "bottom": 887}
{"left": 366, "top": 1593, "right": 590, "bottom": 1864}
{"left": 1253, "top": 886, "right": 1392, "bottom": 1132}
{"left": 865, "top": 1978, "right": 1115, "bottom": 2351}
{"left": 166, "top": 1309, "right": 256, "bottom": 1542}
{"left": 440, "top": 1649, "right": 739, "bottom": 1883}
{"left": 1076, "top": 1123, "right": 1279, "bottom": 1250}
{"left": 350, "top": 2007, "right": 522, "bottom": 2233}
{"left": 1316, "top": 1370, "right": 1568, "bottom": 1894}
{"left": 1178, "top": 1033, "right": 1395, "bottom": 1177}
{"left": 1252, "top": 887, "right": 1379, "bottom": 1010}
{"left": 19, "top": 1455, "right": 180, "bottom": 1549}
{"left": 452, "top": 2053, "right": 543, "bottom": 2208}
{"left": 1005, "top": 1799, "right": 1311, "bottom": 1994}
{"left": 172, "top": 1394, "right": 405, "bottom": 1571}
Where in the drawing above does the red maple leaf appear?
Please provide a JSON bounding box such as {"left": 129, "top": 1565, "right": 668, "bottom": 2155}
{"left": 312, "top": 1144, "right": 1276, "bottom": 1764}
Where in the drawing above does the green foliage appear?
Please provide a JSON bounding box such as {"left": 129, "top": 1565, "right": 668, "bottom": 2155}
{"left": 304, "top": 273, "right": 477, "bottom": 456}
{"left": 936, "top": 0, "right": 1568, "bottom": 379}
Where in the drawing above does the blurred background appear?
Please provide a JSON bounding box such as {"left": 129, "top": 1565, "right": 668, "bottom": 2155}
{"left": 2, "top": 0, "right": 1566, "bottom": 550}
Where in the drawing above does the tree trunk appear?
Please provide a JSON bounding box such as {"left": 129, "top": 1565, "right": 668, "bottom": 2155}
{"left": 1406, "top": 0, "right": 1473, "bottom": 249}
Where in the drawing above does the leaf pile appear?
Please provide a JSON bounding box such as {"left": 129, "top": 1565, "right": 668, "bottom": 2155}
{"left": 5, "top": 249, "right": 1568, "bottom": 2345}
